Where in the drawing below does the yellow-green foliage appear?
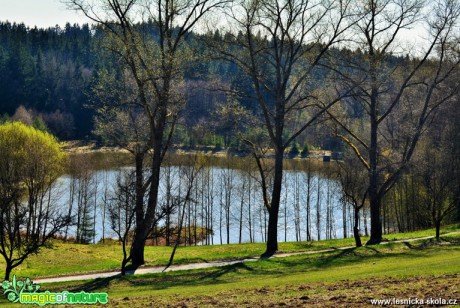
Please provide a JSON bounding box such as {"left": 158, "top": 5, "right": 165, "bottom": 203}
{"left": 0, "top": 121, "right": 67, "bottom": 188}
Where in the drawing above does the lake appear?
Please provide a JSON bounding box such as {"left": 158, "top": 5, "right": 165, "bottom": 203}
{"left": 54, "top": 153, "right": 367, "bottom": 245}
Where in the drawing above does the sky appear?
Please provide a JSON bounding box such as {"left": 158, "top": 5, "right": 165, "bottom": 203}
{"left": 0, "top": 0, "right": 90, "bottom": 28}
{"left": 0, "top": 0, "right": 427, "bottom": 51}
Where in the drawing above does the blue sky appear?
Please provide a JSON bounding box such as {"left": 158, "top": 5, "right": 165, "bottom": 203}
{"left": 0, "top": 0, "right": 89, "bottom": 28}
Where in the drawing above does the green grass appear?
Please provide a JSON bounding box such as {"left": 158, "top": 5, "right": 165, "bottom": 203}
{"left": 380, "top": 224, "right": 460, "bottom": 240}
{"left": 0, "top": 224, "right": 458, "bottom": 279}
{"left": 1, "top": 234, "right": 459, "bottom": 307}
{"left": 5, "top": 235, "right": 460, "bottom": 307}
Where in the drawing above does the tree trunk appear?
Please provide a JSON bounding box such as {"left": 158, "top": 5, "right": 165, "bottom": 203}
{"left": 121, "top": 235, "right": 131, "bottom": 276}
{"left": 219, "top": 177, "right": 223, "bottom": 245}
{"left": 343, "top": 201, "right": 347, "bottom": 239}
{"left": 435, "top": 221, "right": 441, "bottom": 239}
{"left": 367, "top": 114, "right": 382, "bottom": 244}
{"left": 367, "top": 192, "right": 382, "bottom": 244}
{"left": 263, "top": 151, "right": 283, "bottom": 257}
{"left": 367, "top": 66, "right": 383, "bottom": 245}
{"left": 132, "top": 140, "right": 163, "bottom": 266}
{"left": 130, "top": 234, "right": 146, "bottom": 267}
{"left": 353, "top": 226, "right": 362, "bottom": 248}
{"left": 353, "top": 208, "right": 362, "bottom": 247}
{"left": 306, "top": 169, "right": 312, "bottom": 241}
{"left": 131, "top": 152, "right": 146, "bottom": 267}
{"left": 4, "top": 262, "right": 12, "bottom": 281}
{"left": 316, "top": 178, "right": 322, "bottom": 241}
{"left": 239, "top": 181, "right": 245, "bottom": 244}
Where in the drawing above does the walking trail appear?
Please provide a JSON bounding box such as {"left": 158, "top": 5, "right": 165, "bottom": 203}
{"left": 34, "top": 232, "right": 459, "bottom": 284}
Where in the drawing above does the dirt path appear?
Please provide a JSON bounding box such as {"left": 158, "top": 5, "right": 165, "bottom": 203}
{"left": 34, "top": 232, "right": 459, "bottom": 284}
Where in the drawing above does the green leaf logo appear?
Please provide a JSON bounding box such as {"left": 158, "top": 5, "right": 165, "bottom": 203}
{"left": 2, "top": 275, "right": 41, "bottom": 303}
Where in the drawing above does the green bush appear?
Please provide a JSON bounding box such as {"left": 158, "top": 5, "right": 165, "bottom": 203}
{"left": 301, "top": 144, "right": 309, "bottom": 158}
{"left": 289, "top": 143, "right": 300, "bottom": 158}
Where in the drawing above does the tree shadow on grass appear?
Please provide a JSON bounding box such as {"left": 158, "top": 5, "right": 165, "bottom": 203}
{"left": 66, "top": 263, "right": 143, "bottom": 293}
{"left": 307, "top": 248, "right": 360, "bottom": 269}
{"left": 272, "top": 246, "right": 406, "bottom": 271}
{"left": 70, "top": 262, "right": 256, "bottom": 293}
{"left": 401, "top": 237, "right": 459, "bottom": 250}
{"left": 277, "top": 238, "right": 454, "bottom": 273}
{"left": 261, "top": 247, "right": 361, "bottom": 272}
{"left": 200, "top": 262, "right": 254, "bottom": 281}
{"left": 403, "top": 242, "right": 414, "bottom": 249}
{"left": 364, "top": 246, "right": 382, "bottom": 254}
{"left": 68, "top": 274, "right": 121, "bottom": 293}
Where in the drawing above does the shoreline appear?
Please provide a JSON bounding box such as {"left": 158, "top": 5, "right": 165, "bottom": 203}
{"left": 61, "top": 140, "right": 334, "bottom": 160}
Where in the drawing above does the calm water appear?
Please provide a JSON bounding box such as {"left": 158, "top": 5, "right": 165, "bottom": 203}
{"left": 54, "top": 156, "right": 365, "bottom": 244}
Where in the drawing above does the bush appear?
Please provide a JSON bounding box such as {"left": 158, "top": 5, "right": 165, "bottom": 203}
{"left": 301, "top": 144, "right": 309, "bottom": 158}
{"left": 0, "top": 122, "right": 69, "bottom": 279}
{"left": 288, "top": 143, "right": 300, "bottom": 158}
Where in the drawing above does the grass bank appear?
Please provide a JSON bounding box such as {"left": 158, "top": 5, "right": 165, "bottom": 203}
{"left": 1, "top": 225, "right": 458, "bottom": 279}
{"left": 2, "top": 234, "right": 459, "bottom": 307}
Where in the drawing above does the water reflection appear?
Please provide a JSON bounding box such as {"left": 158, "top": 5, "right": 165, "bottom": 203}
{"left": 55, "top": 154, "right": 367, "bottom": 245}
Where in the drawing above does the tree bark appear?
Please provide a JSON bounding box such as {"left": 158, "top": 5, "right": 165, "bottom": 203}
{"left": 367, "top": 192, "right": 382, "bottom": 245}
{"left": 131, "top": 133, "right": 163, "bottom": 267}
{"left": 131, "top": 152, "right": 146, "bottom": 267}
{"left": 353, "top": 208, "right": 362, "bottom": 247}
{"left": 367, "top": 82, "right": 383, "bottom": 245}
{"left": 4, "top": 262, "right": 12, "bottom": 281}
{"left": 263, "top": 151, "right": 284, "bottom": 257}
{"left": 435, "top": 221, "right": 441, "bottom": 239}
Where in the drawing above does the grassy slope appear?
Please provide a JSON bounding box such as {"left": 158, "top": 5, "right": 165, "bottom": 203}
{"left": 2, "top": 235, "right": 459, "bottom": 307}
{"left": 1, "top": 224, "right": 459, "bottom": 279}
{"left": 0, "top": 225, "right": 460, "bottom": 279}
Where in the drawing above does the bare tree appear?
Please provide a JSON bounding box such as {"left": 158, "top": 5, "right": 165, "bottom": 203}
{"left": 67, "top": 0, "right": 228, "bottom": 267}
{"left": 337, "top": 154, "right": 368, "bottom": 247}
{"left": 165, "top": 154, "right": 206, "bottom": 268}
{"left": 222, "top": 158, "right": 235, "bottom": 244}
{"left": 71, "top": 157, "right": 97, "bottom": 244}
{"left": 12, "top": 105, "right": 33, "bottom": 126}
{"left": 107, "top": 170, "right": 137, "bottom": 275}
{"left": 293, "top": 171, "right": 302, "bottom": 241}
{"left": 328, "top": 0, "right": 460, "bottom": 244}
{"left": 304, "top": 163, "right": 313, "bottom": 241}
{"left": 315, "top": 176, "right": 322, "bottom": 240}
{"left": 99, "top": 169, "right": 111, "bottom": 243}
{"left": 213, "top": 0, "right": 355, "bottom": 255}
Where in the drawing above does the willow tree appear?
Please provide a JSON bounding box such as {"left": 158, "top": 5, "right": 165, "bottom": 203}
{"left": 214, "top": 0, "right": 355, "bottom": 255}
{"left": 0, "top": 122, "right": 69, "bottom": 280}
{"left": 328, "top": 0, "right": 460, "bottom": 244}
{"left": 67, "top": 0, "right": 228, "bottom": 267}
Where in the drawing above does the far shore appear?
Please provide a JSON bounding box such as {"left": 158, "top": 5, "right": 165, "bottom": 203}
{"left": 61, "top": 140, "right": 334, "bottom": 160}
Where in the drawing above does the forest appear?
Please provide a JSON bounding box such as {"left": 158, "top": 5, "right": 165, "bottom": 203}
{"left": 0, "top": 21, "right": 337, "bottom": 148}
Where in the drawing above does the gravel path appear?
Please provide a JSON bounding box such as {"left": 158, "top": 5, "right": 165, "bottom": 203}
{"left": 34, "top": 232, "right": 459, "bottom": 284}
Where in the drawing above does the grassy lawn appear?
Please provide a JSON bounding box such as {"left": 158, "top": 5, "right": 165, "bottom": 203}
{"left": 0, "top": 224, "right": 458, "bottom": 279}
{"left": 1, "top": 234, "right": 459, "bottom": 307}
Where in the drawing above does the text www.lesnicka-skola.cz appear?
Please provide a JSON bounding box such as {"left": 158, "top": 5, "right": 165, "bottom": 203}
{"left": 370, "top": 297, "right": 458, "bottom": 306}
